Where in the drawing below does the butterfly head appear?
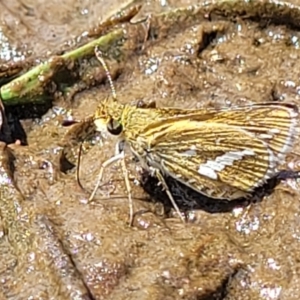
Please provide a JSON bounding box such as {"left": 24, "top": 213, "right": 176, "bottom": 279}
{"left": 93, "top": 97, "right": 124, "bottom": 136}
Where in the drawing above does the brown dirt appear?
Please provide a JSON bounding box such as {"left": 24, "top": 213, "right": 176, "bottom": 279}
{"left": 0, "top": 0, "right": 300, "bottom": 299}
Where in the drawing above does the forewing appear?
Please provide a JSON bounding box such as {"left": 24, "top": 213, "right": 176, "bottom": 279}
{"left": 147, "top": 103, "right": 298, "bottom": 157}
{"left": 140, "top": 103, "right": 298, "bottom": 200}
{"left": 205, "top": 103, "right": 299, "bottom": 160}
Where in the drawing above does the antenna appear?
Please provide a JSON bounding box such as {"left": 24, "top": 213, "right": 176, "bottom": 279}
{"left": 76, "top": 142, "right": 85, "bottom": 191}
{"left": 94, "top": 46, "right": 117, "bottom": 100}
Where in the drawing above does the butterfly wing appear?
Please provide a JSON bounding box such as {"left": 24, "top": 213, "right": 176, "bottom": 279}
{"left": 138, "top": 103, "right": 298, "bottom": 199}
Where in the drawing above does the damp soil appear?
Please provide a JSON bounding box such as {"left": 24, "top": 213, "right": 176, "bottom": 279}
{"left": 1, "top": 0, "right": 300, "bottom": 299}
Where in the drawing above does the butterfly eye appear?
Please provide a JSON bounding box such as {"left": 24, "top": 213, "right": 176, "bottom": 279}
{"left": 107, "top": 118, "right": 123, "bottom": 135}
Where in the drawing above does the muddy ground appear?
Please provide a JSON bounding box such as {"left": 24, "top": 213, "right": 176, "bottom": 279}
{"left": 0, "top": 0, "right": 300, "bottom": 299}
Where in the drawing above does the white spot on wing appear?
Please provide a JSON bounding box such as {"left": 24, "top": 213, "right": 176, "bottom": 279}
{"left": 240, "top": 149, "right": 255, "bottom": 156}
{"left": 180, "top": 149, "right": 197, "bottom": 156}
{"left": 268, "top": 128, "right": 280, "bottom": 134}
{"left": 180, "top": 145, "right": 197, "bottom": 157}
{"left": 198, "top": 149, "right": 255, "bottom": 179}
{"left": 258, "top": 133, "right": 273, "bottom": 139}
{"left": 198, "top": 165, "right": 218, "bottom": 180}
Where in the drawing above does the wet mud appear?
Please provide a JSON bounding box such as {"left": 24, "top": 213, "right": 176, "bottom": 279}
{"left": 0, "top": 0, "right": 300, "bottom": 299}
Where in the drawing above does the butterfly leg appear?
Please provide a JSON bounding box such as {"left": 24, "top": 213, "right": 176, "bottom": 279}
{"left": 154, "top": 169, "right": 186, "bottom": 223}
{"left": 114, "top": 141, "right": 134, "bottom": 226}
{"left": 119, "top": 153, "right": 134, "bottom": 226}
{"left": 88, "top": 141, "right": 134, "bottom": 226}
{"left": 88, "top": 149, "right": 124, "bottom": 202}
